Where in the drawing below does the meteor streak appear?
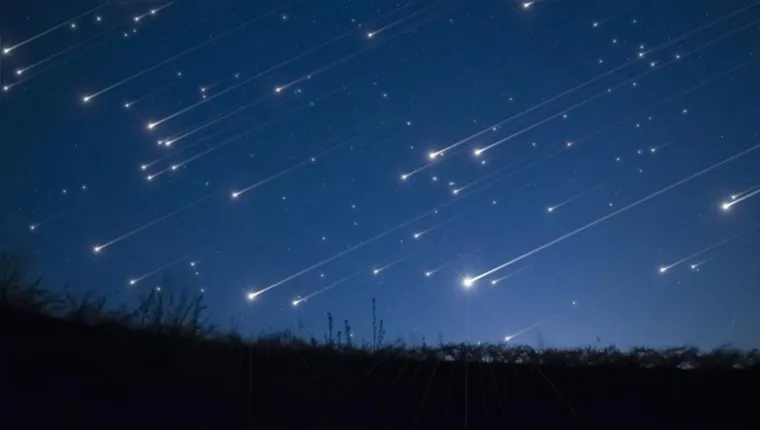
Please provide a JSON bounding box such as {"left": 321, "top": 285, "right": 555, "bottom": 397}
{"left": 291, "top": 268, "right": 368, "bottom": 306}
{"left": 372, "top": 253, "right": 415, "bottom": 275}
{"left": 128, "top": 249, "right": 208, "bottom": 286}
{"left": 366, "top": 3, "right": 439, "bottom": 39}
{"left": 2, "top": 3, "right": 110, "bottom": 55}
{"left": 504, "top": 314, "right": 560, "bottom": 342}
{"left": 467, "top": 143, "right": 760, "bottom": 285}
{"left": 729, "top": 183, "right": 760, "bottom": 201}
{"left": 722, "top": 188, "right": 760, "bottom": 211}
{"left": 85, "top": 5, "right": 285, "bottom": 102}
{"left": 546, "top": 181, "right": 612, "bottom": 213}
{"left": 413, "top": 211, "right": 470, "bottom": 239}
{"left": 132, "top": 2, "right": 175, "bottom": 22}
{"left": 450, "top": 158, "right": 526, "bottom": 193}
{"left": 15, "top": 23, "right": 123, "bottom": 76}
{"left": 490, "top": 265, "right": 532, "bottom": 285}
{"left": 124, "top": 78, "right": 183, "bottom": 109}
{"left": 147, "top": 26, "right": 357, "bottom": 128}
{"left": 429, "top": 3, "right": 759, "bottom": 157}
{"left": 659, "top": 223, "right": 760, "bottom": 273}
{"left": 92, "top": 193, "right": 215, "bottom": 253}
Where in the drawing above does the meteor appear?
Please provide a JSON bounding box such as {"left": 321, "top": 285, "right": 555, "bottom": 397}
{"left": 412, "top": 211, "right": 470, "bottom": 240}
{"left": 490, "top": 265, "right": 533, "bottom": 285}
{"left": 477, "top": 25, "right": 756, "bottom": 156}
{"left": 721, "top": 188, "right": 760, "bottom": 212}
{"left": 504, "top": 314, "right": 560, "bottom": 343}
{"left": 429, "top": 3, "right": 759, "bottom": 157}
{"left": 659, "top": 223, "right": 760, "bottom": 273}
{"left": 92, "top": 193, "right": 215, "bottom": 253}
{"left": 28, "top": 212, "right": 69, "bottom": 232}
{"left": 161, "top": 95, "right": 269, "bottom": 146}
{"left": 291, "top": 268, "right": 368, "bottom": 306}
{"left": 372, "top": 253, "right": 415, "bottom": 275}
{"left": 2, "top": 3, "right": 110, "bottom": 55}
{"left": 365, "top": 3, "right": 439, "bottom": 39}
{"left": 14, "top": 23, "right": 123, "bottom": 76}
{"left": 251, "top": 199, "right": 466, "bottom": 298}
{"left": 84, "top": 5, "right": 285, "bottom": 102}
{"left": 466, "top": 143, "right": 760, "bottom": 286}
{"left": 124, "top": 78, "right": 183, "bottom": 109}
{"left": 147, "top": 26, "right": 358, "bottom": 129}
{"left": 729, "top": 183, "right": 760, "bottom": 201}
{"left": 132, "top": 2, "right": 175, "bottom": 23}
{"left": 128, "top": 249, "right": 208, "bottom": 286}
{"left": 546, "top": 180, "right": 612, "bottom": 213}
{"left": 449, "top": 158, "right": 526, "bottom": 193}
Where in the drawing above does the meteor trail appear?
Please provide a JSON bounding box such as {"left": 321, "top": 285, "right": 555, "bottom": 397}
{"left": 366, "top": 3, "right": 439, "bottom": 39}
{"left": 372, "top": 253, "right": 415, "bottom": 275}
{"left": 729, "top": 183, "right": 760, "bottom": 201}
{"left": 125, "top": 78, "right": 183, "bottom": 109}
{"left": 490, "top": 265, "right": 532, "bottom": 285}
{"left": 659, "top": 223, "right": 760, "bottom": 273}
{"left": 93, "top": 193, "right": 215, "bottom": 253}
{"left": 504, "top": 314, "right": 560, "bottom": 342}
{"left": 84, "top": 5, "right": 286, "bottom": 102}
{"left": 128, "top": 249, "right": 208, "bottom": 286}
{"left": 132, "top": 2, "right": 175, "bottom": 23}
{"left": 2, "top": 3, "right": 110, "bottom": 55}
{"left": 476, "top": 23, "right": 757, "bottom": 155}
{"left": 722, "top": 188, "right": 760, "bottom": 212}
{"left": 467, "top": 143, "right": 760, "bottom": 285}
{"left": 292, "top": 268, "right": 368, "bottom": 306}
{"left": 547, "top": 181, "right": 612, "bottom": 213}
{"left": 15, "top": 23, "right": 123, "bottom": 76}
{"left": 450, "top": 158, "right": 525, "bottom": 193}
{"left": 147, "top": 25, "right": 357, "bottom": 129}
{"left": 427, "top": 3, "right": 759, "bottom": 158}
{"left": 413, "top": 211, "right": 470, "bottom": 239}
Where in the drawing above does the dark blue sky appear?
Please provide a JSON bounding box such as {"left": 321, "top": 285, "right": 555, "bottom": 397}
{"left": 2, "top": 0, "right": 759, "bottom": 350}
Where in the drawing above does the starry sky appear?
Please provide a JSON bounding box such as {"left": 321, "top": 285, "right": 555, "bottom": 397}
{"left": 2, "top": 0, "right": 759, "bottom": 350}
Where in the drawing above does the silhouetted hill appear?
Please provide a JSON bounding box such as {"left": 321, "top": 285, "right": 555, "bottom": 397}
{"left": 2, "top": 304, "right": 760, "bottom": 429}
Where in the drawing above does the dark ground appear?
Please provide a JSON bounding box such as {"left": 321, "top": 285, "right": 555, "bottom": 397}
{"left": 2, "top": 307, "right": 759, "bottom": 429}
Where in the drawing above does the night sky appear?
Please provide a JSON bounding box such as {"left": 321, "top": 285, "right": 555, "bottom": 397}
{"left": 2, "top": 0, "right": 759, "bottom": 350}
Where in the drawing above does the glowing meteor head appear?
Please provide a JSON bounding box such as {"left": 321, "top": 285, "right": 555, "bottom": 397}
{"left": 140, "top": 164, "right": 148, "bottom": 171}
{"left": 29, "top": 224, "right": 37, "bottom": 232}
{"left": 372, "top": 269, "right": 380, "bottom": 275}
{"left": 504, "top": 335, "right": 515, "bottom": 342}
{"left": 170, "top": 164, "right": 179, "bottom": 171}
{"left": 425, "top": 271, "right": 432, "bottom": 277}
{"left": 659, "top": 266, "right": 668, "bottom": 274}
{"left": 413, "top": 232, "right": 422, "bottom": 239}
{"left": 150, "top": 9, "right": 157, "bottom": 15}
{"left": 82, "top": 95, "right": 91, "bottom": 103}
{"left": 522, "top": 2, "right": 534, "bottom": 9}
{"left": 491, "top": 279, "right": 498, "bottom": 285}
{"left": 401, "top": 174, "right": 409, "bottom": 181}
{"left": 134, "top": 16, "right": 141, "bottom": 22}
{"left": 690, "top": 264, "right": 698, "bottom": 270}
{"left": 93, "top": 246, "right": 102, "bottom": 254}
{"left": 129, "top": 279, "right": 137, "bottom": 286}
{"left": 731, "top": 195, "right": 738, "bottom": 200}
{"left": 473, "top": 148, "right": 483, "bottom": 157}
{"left": 367, "top": 32, "right": 375, "bottom": 38}
{"left": 124, "top": 103, "right": 131, "bottom": 109}
{"left": 246, "top": 291, "right": 258, "bottom": 302}
{"left": 231, "top": 191, "right": 240, "bottom": 199}
{"left": 428, "top": 151, "right": 438, "bottom": 160}
{"left": 2, "top": 47, "right": 10, "bottom": 55}
{"left": 547, "top": 206, "right": 555, "bottom": 213}
{"left": 462, "top": 277, "right": 475, "bottom": 288}
{"left": 146, "top": 175, "right": 154, "bottom": 181}
{"left": 275, "top": 87, "right": 283, "bottom": 93}
{"left": 2, "top": 85, "right": 9, "bottom": 92}
{"left": 200, "top": 87, "right": 206, "bottom": 92}
{"left": 292, "top": 299, "right": 300, "bottom": 307}
{"left": 452, "top": 188, "right": 461, "bottom": 196}
{"left": 721, "top": 202, "right": 731, "bottom": 211}
{"left": 15, "top": 69, "right": 23, "bottom": 76}
{"left": 147, "top": 122, "right": 157, "bottom": 130}
{"left": 164, "top": 140, "right": 174, "bottom": 147}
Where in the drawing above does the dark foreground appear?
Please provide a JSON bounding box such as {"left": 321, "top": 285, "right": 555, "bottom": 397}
{"left": 2, "top": 308, "right": 758, "bottom": 429}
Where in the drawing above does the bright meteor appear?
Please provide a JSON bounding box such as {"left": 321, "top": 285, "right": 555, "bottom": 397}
{"left": 2, "top": 3, "right": 110, "bottom": 55}
{"left": 546, "top": 180, "right": 612, "bottom": 213}
{"left": 722, "top": 188, "right": 760, "bottom": 212}
{"left": 659, "top": 223, "right": 760, "bottom": 273}
{"left": 466, "top": 143, "right": 760, "bottom": 286}
{"left": 92, "top": 193, "right": 215, "bottom": 253}
{"left": 372, "top": 253, "right": 415, "bottom": 275}
{"left": 291, "top": 268, "right": 368, "bottom": 306}
{"left": 490, "top": 265, "right": 533, "bottom": 285}
{"left": 366, "top": 3, "right": 439, "bottom": 39}
{"left": 504, "top": 314, "right": 561, "bottom": 343}
{"left": 84, "top": 5, "right": 284, "bottom": 103}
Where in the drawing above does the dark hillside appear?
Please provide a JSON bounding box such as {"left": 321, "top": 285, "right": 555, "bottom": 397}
{"left": 2, "top": 304, "right": 759, "bottom": 429}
